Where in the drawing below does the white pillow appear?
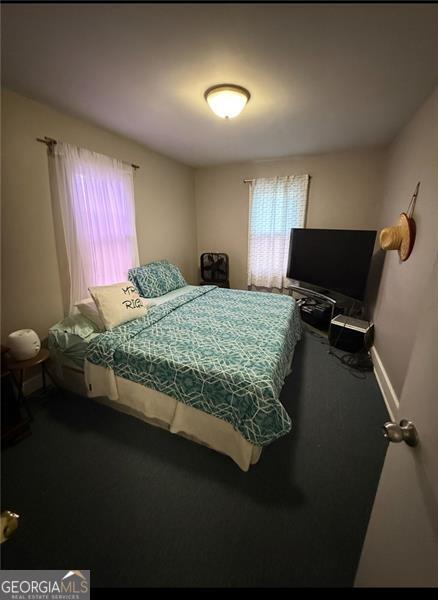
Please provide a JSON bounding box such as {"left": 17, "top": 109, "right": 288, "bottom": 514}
{"left": 75, "top": 298, "right": 105, "bottom": 330}
{"left": 89, "top": 282, "right": 148, "bottom": 330}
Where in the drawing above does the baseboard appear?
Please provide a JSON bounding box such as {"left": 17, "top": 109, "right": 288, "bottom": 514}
{"left": 371, "top": 346, "right": 399, "bottom": 421}
{"left": 23, "top": 373, "right": 43, "bottom": 397}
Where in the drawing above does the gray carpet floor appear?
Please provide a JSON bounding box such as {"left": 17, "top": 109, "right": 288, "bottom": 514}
{"left": 1, "top": 331, "right": 389, "bottom": 587}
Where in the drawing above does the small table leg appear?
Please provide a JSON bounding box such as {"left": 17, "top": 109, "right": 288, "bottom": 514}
{"left": 15, "top": 369, "right": 33, "bottom": 422}
{"left": 41, "top": 362, "right": 47, "bottom": 393}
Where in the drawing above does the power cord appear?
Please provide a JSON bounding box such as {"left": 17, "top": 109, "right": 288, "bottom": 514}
{"left": 328, "top": 348, "right": 373, "bottom": 379}
{"left": 305, "top": 322, "right": 373, "bottom": 379}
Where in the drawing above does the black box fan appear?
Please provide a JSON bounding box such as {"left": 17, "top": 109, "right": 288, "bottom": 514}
{"left": 200, "top": 253, "right": 230, "bottom": 288}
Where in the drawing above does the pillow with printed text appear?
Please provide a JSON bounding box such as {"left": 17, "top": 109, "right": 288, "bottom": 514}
{"left": 89, "top": 282, "right": 148, "bottom": 330}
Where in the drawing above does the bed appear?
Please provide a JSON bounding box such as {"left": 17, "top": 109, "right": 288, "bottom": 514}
{"left": 49, "top": 284, "right": 302, "bottom": 470}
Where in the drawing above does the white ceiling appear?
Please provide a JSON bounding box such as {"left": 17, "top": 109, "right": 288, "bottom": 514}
{"left": 2, "top": 3, "right": 438, "bottom": 167}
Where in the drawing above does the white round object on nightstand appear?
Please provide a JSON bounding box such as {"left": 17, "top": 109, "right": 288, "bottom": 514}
{"left": 7, "top": 329, "right": 41, "bottom": 361}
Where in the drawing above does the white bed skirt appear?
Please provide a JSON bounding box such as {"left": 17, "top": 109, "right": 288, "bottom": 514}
{"left": 83, "top": 360, "right": 262, "bottom": 471}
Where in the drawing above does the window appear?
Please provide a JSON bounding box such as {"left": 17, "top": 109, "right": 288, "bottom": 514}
{"left": 52, "top": 142, "right": 139, "bottom": 312}
{"left": 247, "top": 175, "right": 309, "bottom": 290}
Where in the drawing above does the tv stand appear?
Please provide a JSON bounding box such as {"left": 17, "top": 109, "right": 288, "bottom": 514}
{"left": 287, "top": 284, "right": 337, "bottom": 338}
{"left": 288, "top": 284, "right": 337, "bottom": 306}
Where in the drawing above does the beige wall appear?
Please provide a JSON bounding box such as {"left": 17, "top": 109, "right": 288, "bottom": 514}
{"left": 1, "top": 89, "right": 196, "bottom": 343}
{"left": 372, "top": 86, "right": 438, "bottom": 398}
{"left": 3, "top": 85, "right": 435, "bottom": 404}
{"left": 195, "top": 148, "right": 386, "bottom": 289}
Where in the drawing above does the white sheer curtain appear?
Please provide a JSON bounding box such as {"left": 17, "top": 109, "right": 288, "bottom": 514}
{"left": 247, "top": 174, "right": 309, "bottom": 290}
{"left": 51, "top": 142, "right": 139, "bottom": 313}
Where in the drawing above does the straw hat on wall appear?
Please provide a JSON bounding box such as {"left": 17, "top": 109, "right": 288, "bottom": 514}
{"left": 379, "top": 182, "right": 419, "bottom": 262}
{"left": 379, "top": 212, "right": 416, "bottom": 262}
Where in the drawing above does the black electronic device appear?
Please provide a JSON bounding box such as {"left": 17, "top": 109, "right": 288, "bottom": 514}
{"left": 286, "top": 229, "right": 377, "bottom": 301}
{"left": 329, "top": 315, "right": 374, "bottom": 353}
{"left": 298, "top": 298, "right": 333, "bottom": 330}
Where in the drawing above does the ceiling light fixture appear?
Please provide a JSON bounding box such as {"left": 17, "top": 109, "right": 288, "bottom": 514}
{"left": 204, "top": 84, "right": 250, "bottom": 119}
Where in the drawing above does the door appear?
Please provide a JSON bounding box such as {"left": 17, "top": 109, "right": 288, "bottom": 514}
{"left": 355, "top": 255, "right": 438, "bottom": 586}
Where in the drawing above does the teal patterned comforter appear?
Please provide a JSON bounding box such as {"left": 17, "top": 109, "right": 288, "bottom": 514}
{"left": 86, "top": 286, "right": 302, "bottom": 446}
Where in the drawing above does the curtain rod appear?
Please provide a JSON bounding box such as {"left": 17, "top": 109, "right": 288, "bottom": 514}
{"left": 243, "top": 175, "right": 312, "bottom": 183}
{"left": 36, "top": 137, "right": 140, "bottom": 170}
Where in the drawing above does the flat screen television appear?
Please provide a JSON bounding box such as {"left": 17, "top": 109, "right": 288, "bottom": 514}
{"left": 286, "top": 228, "right": 377, "bottom": 301}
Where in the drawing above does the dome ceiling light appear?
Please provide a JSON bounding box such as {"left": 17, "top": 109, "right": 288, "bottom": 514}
{"left": 204, "top": 84, "right": 251, "bottom": 119}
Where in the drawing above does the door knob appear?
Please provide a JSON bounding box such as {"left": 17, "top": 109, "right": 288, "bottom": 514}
{"left": 382, "top": 419, "right": 419, "bottom": 447}
{"left": 0, "top": 511, "right": 19, "bottom": 543}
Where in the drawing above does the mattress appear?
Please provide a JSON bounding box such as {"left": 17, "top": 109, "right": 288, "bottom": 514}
{"left": 50, "top": 284, "right": 301, "bottom": 468}
{"left": 85, "top": 361, "right": 263, "bottom": 471}
{"left": 86, "top": 285, "right": 302, "bottom": 447}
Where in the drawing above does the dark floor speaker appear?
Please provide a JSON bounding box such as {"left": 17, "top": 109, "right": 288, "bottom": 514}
{"left": 329, "top": 316, "right": 374, "bottom": 353}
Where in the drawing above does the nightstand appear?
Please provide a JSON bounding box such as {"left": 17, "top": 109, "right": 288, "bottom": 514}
{"left": 7, "top": 348, "right": 54, "bottom": 420}
{"left": 1, "top": 345, "right": 31, "bottom": 446}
